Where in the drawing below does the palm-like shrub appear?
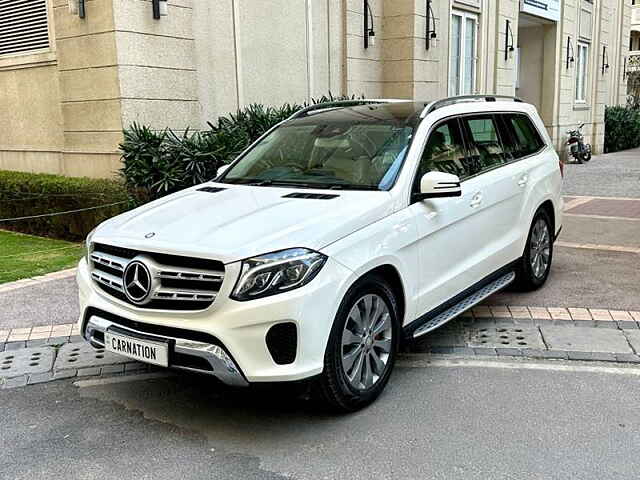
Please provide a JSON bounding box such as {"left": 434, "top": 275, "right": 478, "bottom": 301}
{"left": 120, "top": 94, "right": 361, "bottom": 201}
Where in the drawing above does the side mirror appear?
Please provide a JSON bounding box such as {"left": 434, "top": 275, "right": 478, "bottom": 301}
{"left": 216, "top": 164, "right": 231, "bottom": 177}
{"left": 413, "top": 171, "right": 461, "bottom": 202}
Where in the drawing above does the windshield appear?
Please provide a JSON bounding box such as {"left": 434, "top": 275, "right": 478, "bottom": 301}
{"left": 221, "top": 109, "right": 416, "bottom": 190}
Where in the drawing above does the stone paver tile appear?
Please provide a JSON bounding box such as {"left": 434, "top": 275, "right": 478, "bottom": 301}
{"left": 490, "top": 306, "right": 511, "bottom": 318}
{"left": 473, "top": 306, "right": 493, "bottom": 318}
{"left": 54, "top": 343, "right": 127, "bottom": 370}
{"left": 51, "top": 326, "right": 73, "bottom": 337}
{"left": 28, "top": 331, "right": 51, "bottom": 340}
{"left": 589, "top": 309, "right": 613, "bottom": 321}
{"left": 508, "top": 306, "right": 531, "bottom": 318}
{"left": 11, "top": 328, "right": 32, "bottom": 335}
{"left": 547, "top": 308, "right": 571, "bottom": 320}
{"left": 541, "top": 326, "right": 632, "bottom": 354}
{"left": 31, "top": 326, "right": 52, "bottom": 333}
{"left": 2, "top": 375, "right": 28, "bottom": 389}
{"left": 0, "top": 347, "right": 55, "bottom": 378}
{"left": 630, "top": 312, "right": 640, "bottom": 322}
{"left": 568, "top": 308, "right": 592, "bottom": 321}
{"left": 7, "top": 332, "right": 29, "bottom": 342}
{"left": 622, "top": 330, "right": 640, "bottom": 354}
{"left": 610, "top": 310, "right": 632, "bottom": 321}
{"left": 528, "top": 307, "right": 551, "bottom": 319}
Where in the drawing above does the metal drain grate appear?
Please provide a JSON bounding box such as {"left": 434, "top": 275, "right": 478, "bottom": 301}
{"left": 54, "top": 343, "right": 129, "bottom": 371}
{"left": 0, "top": 347, "right": 55, "bottom": 378}
{"left": 467, "top": 324, "right": 545, "bottom": 349}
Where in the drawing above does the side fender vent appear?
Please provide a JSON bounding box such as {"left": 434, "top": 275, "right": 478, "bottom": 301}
{"left": 283, "top": 192, "right": 339, "bottom": 200}
{"left": 197, "top": 187, "right": 227, "bottom": 194}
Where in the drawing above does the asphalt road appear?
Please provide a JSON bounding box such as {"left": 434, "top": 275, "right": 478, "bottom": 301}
{"left": 2, "top": 358, "right": 639, "bottom": 480}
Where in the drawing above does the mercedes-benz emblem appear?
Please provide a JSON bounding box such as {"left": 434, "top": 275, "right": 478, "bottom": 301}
{"left": 123, "top": 261, "right": 152, "bottom": 304}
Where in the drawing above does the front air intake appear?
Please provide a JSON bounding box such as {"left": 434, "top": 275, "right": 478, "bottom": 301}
{"left": 266, "top": 323, "right": 298, "bottom": 365}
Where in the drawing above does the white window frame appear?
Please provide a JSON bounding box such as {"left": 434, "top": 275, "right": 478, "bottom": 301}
{"left": 575, "top": 42, "right": 589, "bottom": 103}
{"left": 449, "top": 10, "right": 478, "bottom": 97}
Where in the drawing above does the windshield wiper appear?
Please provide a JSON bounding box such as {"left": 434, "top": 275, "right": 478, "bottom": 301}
{"left": 326, "top": 183, "right": 381, "bottom": 191}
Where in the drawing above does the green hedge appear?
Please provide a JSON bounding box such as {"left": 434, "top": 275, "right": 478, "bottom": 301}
{"left": 0, "top": 170, "right": 129, "bottom": 241}
{"left": 604, "top": 105, "right": 640, "bottom": 153}
{"left": 120, "top": 94, "right": 361, "bottom": 200}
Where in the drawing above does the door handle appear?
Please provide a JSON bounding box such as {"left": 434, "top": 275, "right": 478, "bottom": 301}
{"left": 470, "top": 192, "right": 483, "bottom": 208}
{"left": 517, "top": 174, "right": 529, "bottom": 187}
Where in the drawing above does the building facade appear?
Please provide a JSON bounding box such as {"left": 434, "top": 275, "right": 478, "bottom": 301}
{"left": 0, "top": 0, "right": 632, "bottom": 178}
{"left": 630, "top": 0, "right": 640, "bottom": 85}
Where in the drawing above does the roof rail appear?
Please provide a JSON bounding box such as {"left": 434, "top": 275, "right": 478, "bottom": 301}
{"left": 288, "top": 98, "right": 408, "bottom": 121}
{"left": 421, "top": 95, "right": 524, "bottom": 118}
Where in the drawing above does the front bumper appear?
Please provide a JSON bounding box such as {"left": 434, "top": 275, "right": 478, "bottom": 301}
{"left": 84, "top": 313, "right": 248, "bottom": 387}
{"left": 77, "top": 254, "right": 354, "bottom": 384}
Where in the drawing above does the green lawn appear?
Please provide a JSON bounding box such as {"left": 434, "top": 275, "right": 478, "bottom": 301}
{"left": 0, "top": 230, "right": 84, "bottom": 284}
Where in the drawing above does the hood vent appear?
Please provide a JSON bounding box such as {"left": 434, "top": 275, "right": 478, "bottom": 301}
{"left": 283, "top": 192, "right": 339, "bottom": 200}
{"left": 197, "top": 186, "right": 227, "bottom": 193}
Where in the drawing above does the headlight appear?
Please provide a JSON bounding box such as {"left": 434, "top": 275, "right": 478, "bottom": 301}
{"left": 231, "top": 248, "right": 327, "bottom": 301}
{"left": 85, "top": 228, "right": 96, "bottom": 259}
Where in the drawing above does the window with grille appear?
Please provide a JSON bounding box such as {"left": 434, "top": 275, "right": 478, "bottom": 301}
{"left": 0, "top": 0, "right": 50, "bottom": 56}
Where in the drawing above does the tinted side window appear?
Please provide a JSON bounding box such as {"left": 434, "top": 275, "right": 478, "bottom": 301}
{"left": 414, "top": 119, "right": 469, "bottom": 186}
{"left": 505, "top": 114, "right": 545, "bottom": 158}
{"left": 460, "top": 115, "right": 506, "bottom": 174}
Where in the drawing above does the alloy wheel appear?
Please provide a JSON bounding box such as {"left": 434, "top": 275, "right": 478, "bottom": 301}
{"left": 529, "top": 218, "right": 551, "bottom": 278}
{"left": 341, "top": 294, "right": 393, "bottom": 391}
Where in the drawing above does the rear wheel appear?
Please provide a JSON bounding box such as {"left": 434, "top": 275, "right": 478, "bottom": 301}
{"left": 513, "top": 209, "right": 553, "bottom": 291}
{"left": 313, "top": 275, "right": 400, "bottom": 412}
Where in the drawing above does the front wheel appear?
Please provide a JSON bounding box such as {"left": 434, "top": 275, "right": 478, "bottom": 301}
{"left": 513, "top": 209, "right": 554, "bottom": 291}
{"left": 582, "top": 146, "right": 592, "bottom": 162}
{"left": 313, "top": 275, "right": 400, "bottom": 412}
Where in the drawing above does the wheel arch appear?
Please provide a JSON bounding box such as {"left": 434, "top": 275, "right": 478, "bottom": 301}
{"left": 538, "top": 199, "right": 555, "bottom": 234}
{"left": 340, "top": 263, "right": 407, "bottom": 328}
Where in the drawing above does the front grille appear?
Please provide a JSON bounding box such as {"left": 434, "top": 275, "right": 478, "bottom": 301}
{"left": 89, "top": 243, "right": 225, "bottom": 310}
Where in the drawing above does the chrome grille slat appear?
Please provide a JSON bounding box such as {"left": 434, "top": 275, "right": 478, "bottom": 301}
{"left": 90, "top": 251, "right": 129, "bottom": 272}
{"left": 89, "top": 244, "right": 224, "bottom": 310}
{"left": 153, "top": 288, "right": 217, "bottom": 302}
{"left": 91, "top": 271, "right": 124, "bottom": 292}
{"left": 157, "top": 269, "right": 224, "bottom": 281}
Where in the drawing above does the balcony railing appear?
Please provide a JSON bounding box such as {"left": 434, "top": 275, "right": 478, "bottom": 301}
{"left": 630, "top": 54, "right": 640, "bottom": 72}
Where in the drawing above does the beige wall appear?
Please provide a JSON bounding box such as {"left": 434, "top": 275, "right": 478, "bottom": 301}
{"left": 193, "top": 0, "right": 344, "bottom": 124}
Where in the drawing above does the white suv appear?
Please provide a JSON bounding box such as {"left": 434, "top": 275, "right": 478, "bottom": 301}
{"left": 77, "top": 96, "right": 562, "bottom": 411}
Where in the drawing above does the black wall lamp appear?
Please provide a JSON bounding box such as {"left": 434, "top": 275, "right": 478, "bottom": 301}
{"left": 601, "top": 45, "right": 610, "bottom": 74}
{"left": 566, "top": 36, "right": 575, "bottom": 69}
{"left": 68, "top": 0, "right": 85, "bottom": 19}
{"left": 426, "top": 0, "right": 437, "bottom": 50}
{"left": 504, "top": 19, "right": 515, "bottom": 61}
{"left": 152, "top": 0, "right": 168, "bottom": 20}
{"left": 364, "top": 0, "right": 376, "bottom": 48}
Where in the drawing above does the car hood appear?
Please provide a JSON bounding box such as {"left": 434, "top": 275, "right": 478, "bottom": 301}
{"left": 93, "top": 183, "right": 394, "bottom": 264}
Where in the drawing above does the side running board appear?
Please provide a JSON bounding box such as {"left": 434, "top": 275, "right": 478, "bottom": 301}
{"left": 413, "top": 271, "right": 516, "bottom": 339}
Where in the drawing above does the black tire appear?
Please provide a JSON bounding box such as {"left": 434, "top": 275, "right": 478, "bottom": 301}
{"left": 312, "top": 275, "right": 400, "bottom": 412}
{"left": 582, "top": 149, "right": 592, "bottom": 162}
{"left": 512, "top": 208, "right": 554, "bottom": 291}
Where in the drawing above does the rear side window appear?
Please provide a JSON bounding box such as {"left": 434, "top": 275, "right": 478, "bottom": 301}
{"left": 460, "top": 115, "right": 506, "bottom": 175}
{"left": 504, "top": 114, "right": 545, "bottom": 158}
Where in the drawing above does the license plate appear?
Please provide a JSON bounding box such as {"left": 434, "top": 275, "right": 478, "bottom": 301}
{"left": 104, "top": 331, "right": 169, "bottom": 367}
